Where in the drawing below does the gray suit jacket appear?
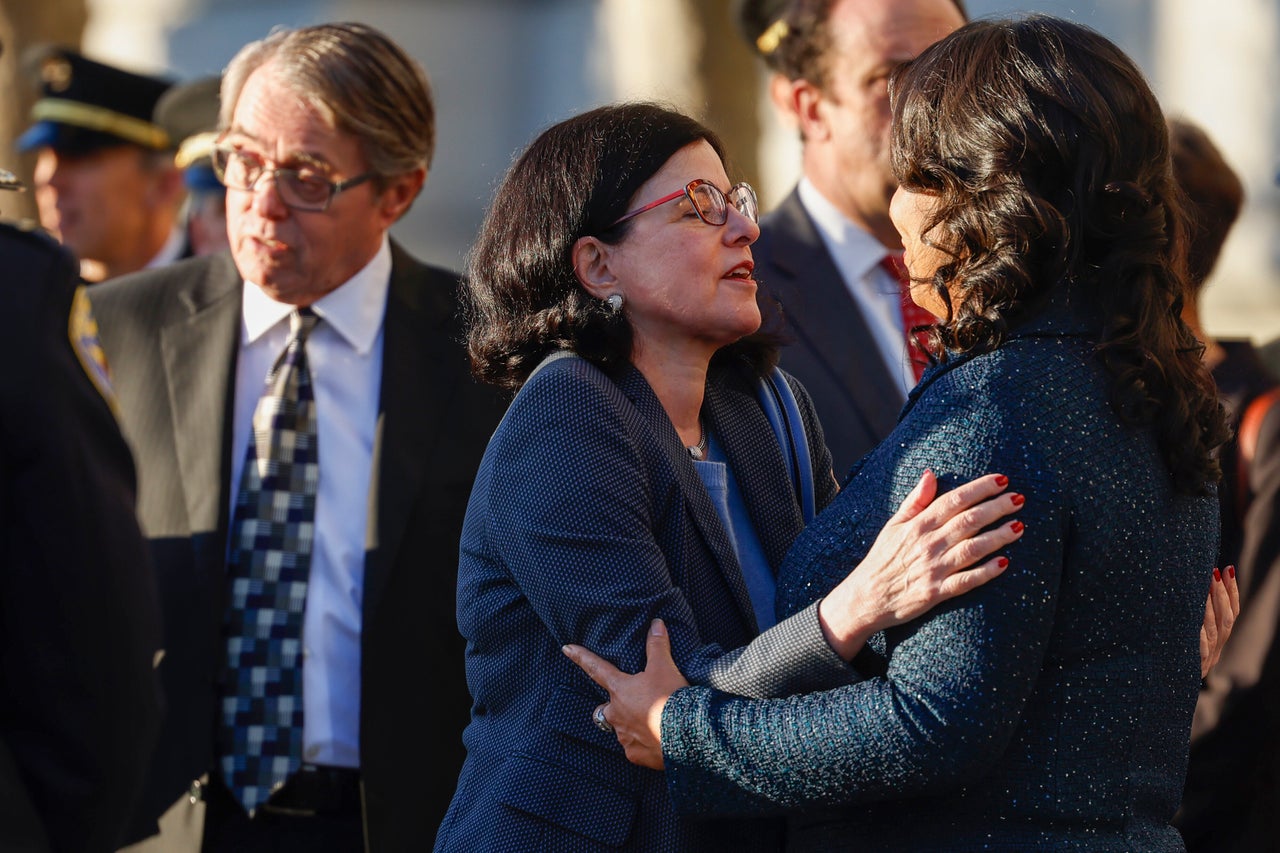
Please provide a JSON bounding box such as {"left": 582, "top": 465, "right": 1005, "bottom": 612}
{"left": 90, "top": 244, "right": 507, "bottom": 850}
{"left": 756, "top": 189, "right": 904, "bottom": 478}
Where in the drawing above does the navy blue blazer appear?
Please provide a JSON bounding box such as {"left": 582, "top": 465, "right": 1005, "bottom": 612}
{"left": 661, "top": 301, "right": 1219, "bottom": 851}
{"left": 436, "top": 353, "right": 839, "bottom": 852}
{"left": 0, "top": 224, "right": 161, "bottom": 853}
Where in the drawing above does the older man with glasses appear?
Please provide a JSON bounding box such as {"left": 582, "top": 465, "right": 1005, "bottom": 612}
{"left": 90, "top": 22, "right": 506, "bottom": 852}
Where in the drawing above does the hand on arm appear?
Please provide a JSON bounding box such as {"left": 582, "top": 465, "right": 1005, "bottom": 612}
{"left": 563, "top": 619, "right": 683, "bottom": 770}
{"left": 817, "top": 470, "right": 1027, "bottom": 659}
{"left": 1200, "top": 565, "right": 1240, "bottom": 679}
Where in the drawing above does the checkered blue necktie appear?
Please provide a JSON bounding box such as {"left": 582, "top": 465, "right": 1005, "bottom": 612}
{"left": 217, "top": 307, "right": 320, "bottom": 814}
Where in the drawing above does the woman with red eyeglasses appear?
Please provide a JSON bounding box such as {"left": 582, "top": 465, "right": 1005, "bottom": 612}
{"left": 433, "top": 102, "right": 1027, "bottom": 852}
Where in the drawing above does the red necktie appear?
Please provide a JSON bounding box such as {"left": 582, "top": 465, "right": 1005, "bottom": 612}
{"left": 880, "top": 253, "right": 935, "bottom": 382}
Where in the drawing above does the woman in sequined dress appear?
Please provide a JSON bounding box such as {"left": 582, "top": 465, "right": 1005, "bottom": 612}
{"left": 566, "top": 17, "right": 1233, "bottom": 851}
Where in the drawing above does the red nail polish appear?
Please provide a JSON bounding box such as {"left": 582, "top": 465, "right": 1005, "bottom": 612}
{"left": 997, "top": 557, "right": 1009, "bottom": 568}
{"left": 1010, "top": 520, "right": 1024, "bottom": 533}
{"left": 1213, "top": 568, "right": 1222, "bottom": 582}
{"left": 995, "top": 475, "right": 1009, "bottom": 487}
{"left": 1010, "top": 493, "right": 1025, "bottom": 506}
{"left": 1228, "top": 566, "right": 1236, "bottom": 580}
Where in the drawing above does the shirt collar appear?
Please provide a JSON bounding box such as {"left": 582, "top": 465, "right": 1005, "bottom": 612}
{"left": 796, "top": 176, "right": 890, "bottom": 281}
{"left": 241, "top": 235, "right": 392, "bottom": 354}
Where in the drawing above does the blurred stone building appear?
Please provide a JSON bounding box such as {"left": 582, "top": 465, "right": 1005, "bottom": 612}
{"left": 1, "top": 0, "right": 1276, "bottom": 342}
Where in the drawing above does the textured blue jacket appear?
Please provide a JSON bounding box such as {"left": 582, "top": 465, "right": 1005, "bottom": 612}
{"left": 436, "top": 353, "right": 840, "bottom": 851}
{"left": 662, "top": 301, "right": 1219, "bottom": 851}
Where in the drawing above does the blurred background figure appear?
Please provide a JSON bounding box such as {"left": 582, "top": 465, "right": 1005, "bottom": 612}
{"left": 153, "top": 75, "right": 228, "bottom": 258}
{"left": 733, "top": 0, "right": 967, "bottom": 476}
{"left": 1260, "top": 166, "right": 1280, "bottom": 377}
{"left": 0, "top": 160, "right": 163, "bottom": 852}
{"left": 17, "top": 45, "right": 186, "bottom": 281}
{"left": 1172, "top": 115, "right": 1280, "bottom": 853}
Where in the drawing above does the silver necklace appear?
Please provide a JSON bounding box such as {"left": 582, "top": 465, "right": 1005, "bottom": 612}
{"left": 687, "top": 419, "right": 708, "bottom": 460}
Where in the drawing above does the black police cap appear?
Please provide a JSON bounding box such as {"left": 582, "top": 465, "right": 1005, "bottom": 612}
{"left": 153, "top": 76, "right": 224, "bottom": 191}
{"left": 17, "top": 45, "right": 174, "bottom": 155}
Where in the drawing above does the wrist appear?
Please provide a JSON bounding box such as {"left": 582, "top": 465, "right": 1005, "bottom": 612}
{"left": 817, "top": 581, "right": 877, "bottom": 660}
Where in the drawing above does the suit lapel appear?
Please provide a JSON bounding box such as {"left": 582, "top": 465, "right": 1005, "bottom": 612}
{"left": 361, "top": 243, "right": 460, "bottom": 621}
{"left": 158, "top": 252, "right": 242, "bottom": 535}
{"left": 704, "top": 372, "right": 805, "bottom": 573}
{"left": 614, "top": 365, "right": 759, "bottom": 634}
{"left": 763, "top": 190, "right": 903, "bottom": 439}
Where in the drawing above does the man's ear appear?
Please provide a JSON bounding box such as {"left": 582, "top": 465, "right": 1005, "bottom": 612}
{"left": 148, "top": 164, "right": 187, "bottom": 212}
{"left": 377, "top": 166, "right": 426, "bottom": 225}
{"left": 781, "top": 77, "right": 830, "bottom": 143}
{"left": 767, "top": 73, "right": 802, "bottom": 134}
{"left": 570, "top": 235, "right": 619, "bottom": 300}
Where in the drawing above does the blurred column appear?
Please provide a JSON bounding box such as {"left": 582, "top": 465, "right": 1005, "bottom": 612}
{"left": 82, "top": 0, "right": 186, "bottom": 71}
{"left": 597, "top": 0, "right": 763, "bottom": 191}
{"left": 0, "top": 0, "right": 88, "bottom": 221}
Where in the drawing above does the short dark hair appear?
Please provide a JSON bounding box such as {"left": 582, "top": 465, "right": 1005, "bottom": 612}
{"left": 1168, "top": 117, "right": 1244, "bottom": 293}
{"left": 888, "top": 15, "right": 1227, "bottom": 495}
{"left": 742, "top": 0, "right": 968, "bottom": 95}
{"left": 465, "top": 102, "right": 776, "bottom": 391}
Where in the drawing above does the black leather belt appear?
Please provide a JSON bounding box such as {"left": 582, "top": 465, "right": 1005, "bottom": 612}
{"left": 259, "top": 764, "right": 363, "bottom": 818}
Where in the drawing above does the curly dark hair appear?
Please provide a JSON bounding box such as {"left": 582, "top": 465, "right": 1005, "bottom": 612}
{"left": 887, "top": 15, "right": 1227, "bottom": 495}
{"left": 465, "top": 102, "right": 776, "bottom": 391}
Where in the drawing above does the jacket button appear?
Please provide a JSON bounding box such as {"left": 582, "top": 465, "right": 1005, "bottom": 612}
{"left": 187, "top": 778, "right": 204, "bottom": 804}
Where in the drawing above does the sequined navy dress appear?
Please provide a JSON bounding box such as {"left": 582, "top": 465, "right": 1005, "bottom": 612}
{"left": 661, "top": 298, "right": 1219, "bottom": 852}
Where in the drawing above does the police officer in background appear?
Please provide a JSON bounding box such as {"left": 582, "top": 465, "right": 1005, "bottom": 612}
{"left": 0, "top": 169, "right": 163, "bottom": 851}
{"left": 18, "top": 46, "right": 187, "bottom": 282}
{"left": 154, "top": 76, "right": 229, "bottom": 258}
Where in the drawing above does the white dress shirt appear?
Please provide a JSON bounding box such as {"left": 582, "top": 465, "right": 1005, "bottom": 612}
{"left": 796, "top": 177, "right": 915, "bottom": 397}
{"left": 231, "top": 236, "right": 391, "bottom": 769}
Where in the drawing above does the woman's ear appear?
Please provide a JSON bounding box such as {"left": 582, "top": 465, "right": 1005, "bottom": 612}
{"left": 571, "top": 235, "right": 619, "bottom": 300}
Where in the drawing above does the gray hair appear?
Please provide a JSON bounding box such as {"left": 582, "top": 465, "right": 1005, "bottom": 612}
{"left": 219, "top": 21, "right": 435, "bottom": 179}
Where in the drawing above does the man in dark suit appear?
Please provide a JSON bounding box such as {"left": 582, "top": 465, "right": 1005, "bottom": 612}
{"left": 18, "top": 46, "right": 186, "bottom": 283}
{"left": 735, "top": 0, "right": 966, "bottom": 474}
{"left": 0, "top": 179, "right": 162, "bottom": 852}
{"left": 90, "top": 22, "right": 505, "bottom": 852}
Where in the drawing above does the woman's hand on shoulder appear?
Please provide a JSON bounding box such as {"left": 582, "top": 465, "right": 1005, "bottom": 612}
{"left": 817, "top": 470, "right": 1026, "bottom": 659}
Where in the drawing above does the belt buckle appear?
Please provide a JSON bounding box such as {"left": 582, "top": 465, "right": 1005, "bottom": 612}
{"left": 258, "top": 800, "right": 318, "bottom": 818}
{"left": 258, "top": 774, "right": 318, "bottom": 818}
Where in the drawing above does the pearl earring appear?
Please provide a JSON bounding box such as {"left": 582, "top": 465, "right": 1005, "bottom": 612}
{"left": 605, "top": 294, "right": 624, "bottom": 313}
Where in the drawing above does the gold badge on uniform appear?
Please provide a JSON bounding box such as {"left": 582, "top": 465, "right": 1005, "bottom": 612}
{"left": 68, "top": 285, "right": 118, "bottom": 411}
{"left": 41, "top": 55, "right": 73, "bottom": 92}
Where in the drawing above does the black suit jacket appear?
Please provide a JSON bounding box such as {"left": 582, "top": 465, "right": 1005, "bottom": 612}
{"left": 90, "top": 243, "right": 507, "bottom": 850}
{"left": 755, "top": 189, "right": 904, "bottom": 477}
{"left": 0, "top": 224, "right": 162, "bottom": 852}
